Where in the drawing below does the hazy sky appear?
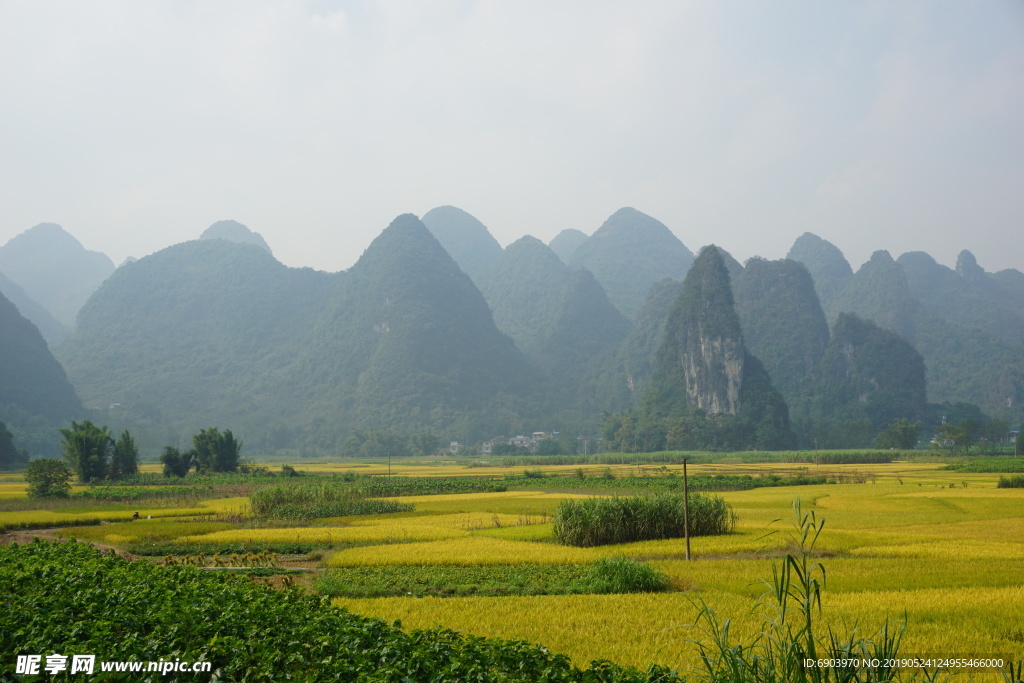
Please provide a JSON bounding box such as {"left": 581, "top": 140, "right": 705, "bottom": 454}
{"left": 1, "top": 1, "right": 1022, "bottom": 274}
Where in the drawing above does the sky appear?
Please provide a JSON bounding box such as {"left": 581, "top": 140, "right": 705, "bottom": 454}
{"left": 1, "top": 0, "right": 1022, "bottom": 274}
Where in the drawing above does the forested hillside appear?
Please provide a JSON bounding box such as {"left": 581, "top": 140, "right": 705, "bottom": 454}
{"left": 0, "top": 223, "right": 114, "bottom": 327}
{"left": 477, "top": 236, "right": 574, "bottom": 355}
{"left": 200, "top": 220, "right": 274, "bottom": 255}
{"left": 0, "top": 270, "right": 69, "bottom": 346}
{"left": 7, "top": 207, "right": 1019, "bottom": 457}
{"left": 421, "top": 205, "right": 504, "bottom": 282}
{"left": 299, "top": 214, "right": 540, "bottom": 442}
{"left": 548, "top": 229, "right": 588, "bottom": 264}
{"left": 0, "top": 289, "right": 83, "bottom": 456}
{"left": 56, "top": 239, "right": 337, "bottom": 452}
{"left": 569, "top": 208, "right": 694, "bottom": 319}
{"left": 788, "top": 235, "right": 1024, "bottom": 423}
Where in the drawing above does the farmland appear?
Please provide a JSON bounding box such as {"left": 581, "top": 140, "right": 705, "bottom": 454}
{"left": 4, "top": 456, "right": 1023, "bottom": 680}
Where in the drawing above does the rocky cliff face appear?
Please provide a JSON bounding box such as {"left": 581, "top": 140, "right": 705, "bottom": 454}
{"left": 655, "top": 245, "right": 747, "bottom": 415}
{"left": 684, "top": 337, "right": 745, "bottom": 415}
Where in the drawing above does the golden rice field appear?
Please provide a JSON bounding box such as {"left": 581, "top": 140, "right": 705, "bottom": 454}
{"left": 322, "top": 471, "right": 1024, "bottom": 676}
{"left": 13, "top": 460, "right": 1023, "bottom": 678}
{"left": 0, "top": 506, "right": 216, "bottom": 530}
{"left": 56, "top": 519, "right": 236, "bottom": 544}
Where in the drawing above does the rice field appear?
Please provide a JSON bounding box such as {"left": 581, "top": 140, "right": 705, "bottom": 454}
{"left": 18, "top": 460, "right": 1024, "bottom": 678}
{"left": 324, "top": 469, "right": 1024, "bottom": 677}
{"left": 327, "top": 536, "right": 599, "bottom": 566}
{"left": 56, "top": 519, "right": 237, "bottom": 544}
{"left": 0, "top": 505, "right": 216, "bottom": 530}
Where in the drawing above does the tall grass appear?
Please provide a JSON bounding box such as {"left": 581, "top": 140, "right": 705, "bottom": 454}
{"left": 997, "top": 475, "right": 1024, "bottom": 488}
{"left": 248, "top": 484, "right": 412, "bottom": 520}
{"left": 552, "top": 493, "right": 734, "bottom": 547}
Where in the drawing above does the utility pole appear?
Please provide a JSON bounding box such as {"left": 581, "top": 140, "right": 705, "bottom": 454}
{"left": 683, "top": 457, "right": 691, "bottom": 561}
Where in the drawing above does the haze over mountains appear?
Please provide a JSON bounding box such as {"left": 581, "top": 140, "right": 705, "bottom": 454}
{"left": 1, "top": 207, "right": 1021, "bottom": 457}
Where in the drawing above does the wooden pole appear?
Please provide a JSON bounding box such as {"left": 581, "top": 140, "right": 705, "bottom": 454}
{"left": 683, "top": 457, "right": 691, "bottom": 561}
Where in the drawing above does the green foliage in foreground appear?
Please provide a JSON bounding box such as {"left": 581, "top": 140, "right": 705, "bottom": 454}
{"left": 316, "top": 558, "right": 668, "bottom": 598}
{"left": 553, "top": 493, "right": 734, "bottom": 547}
{"left": 1, "top": 540, "right": 676, "bottom": 682}
{"left": 249, "top": 484, "right": 413, "bottom": 520}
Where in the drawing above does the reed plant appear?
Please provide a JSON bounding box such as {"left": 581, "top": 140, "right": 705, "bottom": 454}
{"left": 686, "top": 499, "right": 918, "bottom": 682}
{"left": 552, "top": 493, "right": 734, "bottom": 547}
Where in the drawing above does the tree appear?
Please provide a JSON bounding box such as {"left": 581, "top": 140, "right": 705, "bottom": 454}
{"left": 0, "top": 421, "right": 29, "bottom": 470}
{"left": 25, "top": 458, "right": 72, "bottom": 497}
{"left": 932, "top": 423, "right": 969, "bottom": 456}
{"left": 408, "top": 428, "right": 440, "bottom": 457}
{"left": 874, "top": 418, "right": 921, "bottom": 450}
{"left": 160, "top": 446, "right": 192, "bottom": 478}
{"left": 191, "top": 428, "right": 241, "bottom": 473}
{"left": 978, "top": 419, "right": 1010, "bottom": 454}
{"left": 109, "top": 430, "right": 139, "bottom": 479}
{"left": 533, "top": 438, "right": 563, "bottom": 456}
{"left": 60, "top": 420, "right": 113, "bottom": 482}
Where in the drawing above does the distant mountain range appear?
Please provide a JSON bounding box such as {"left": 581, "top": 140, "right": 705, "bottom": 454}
{"left": 1, "top": 208, "right": 1020, "bottom": 456}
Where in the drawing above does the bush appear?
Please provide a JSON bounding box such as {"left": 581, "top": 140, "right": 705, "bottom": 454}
{"left": 587, "top": 557, "right": 669, "bottom": 593}
{"left": 553, "top": 492, "right": 734, "bottom": 547}
{"left": 997, "top": 475, "right": 1024, "bottom": 488}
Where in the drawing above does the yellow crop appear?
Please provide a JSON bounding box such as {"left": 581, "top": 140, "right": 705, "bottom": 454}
{"left": 336, "top": 585, "right": 1023, "bottom": 675}
{"left": 176, "top": 524, "right": 459, "bottom": 546}
{"left": 57, "top": 520, "right": 236, "bottom": 543}
{"left": 327, "top": 536, "right": 598, "bottom": 567}
{"left": 0, "top": 507, "right": 212, "bottom": 530}
{"left": 387, "top": 491, "right": 588, "bottom": 516}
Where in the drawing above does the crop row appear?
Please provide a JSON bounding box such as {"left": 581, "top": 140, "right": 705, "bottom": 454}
{"left": 315, "top": 562, "right": 669, "bottom": 598}
{"left": 503, "top": 472, "right": 834, "bottom": 492}
{"left": 947, "top": 457, "right": 1024, "bottom": 473}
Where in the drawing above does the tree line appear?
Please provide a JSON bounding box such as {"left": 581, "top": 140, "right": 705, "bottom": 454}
{"left": 23, "top": 421, "right": 241, "bottom": 497}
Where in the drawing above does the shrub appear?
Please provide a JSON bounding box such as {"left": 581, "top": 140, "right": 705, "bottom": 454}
{"left": 553, "top": 492, "right": 734, "bottom": 547}
{"left": 587, "top": 557, "right": 669, "bottom": 593}
{"left": 997, "top": 475, "right": 1024, "bottom": 488}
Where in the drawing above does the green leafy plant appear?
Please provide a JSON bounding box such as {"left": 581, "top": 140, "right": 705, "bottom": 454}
{"left": 1, "top": 539, "right": 678, "bottom": 682}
